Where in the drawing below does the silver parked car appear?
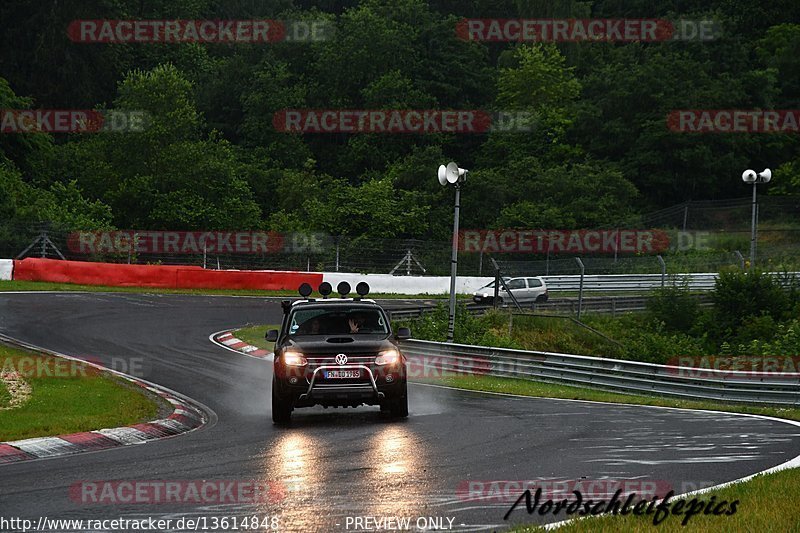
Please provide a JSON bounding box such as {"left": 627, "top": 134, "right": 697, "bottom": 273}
{"left": 472, "top": 277, "right": 548, "bottom": 306}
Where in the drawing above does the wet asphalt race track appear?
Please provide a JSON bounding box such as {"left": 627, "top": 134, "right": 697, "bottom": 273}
{"left": 0, "top": 292, "right": 799, "bottom": 532}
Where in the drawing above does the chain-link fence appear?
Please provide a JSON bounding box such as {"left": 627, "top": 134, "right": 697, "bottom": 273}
{"left": 3, "top": 196, "right": 799, "bottom": 276}
{"left": 641, "top": 195, "right": 800, "bottom": 231}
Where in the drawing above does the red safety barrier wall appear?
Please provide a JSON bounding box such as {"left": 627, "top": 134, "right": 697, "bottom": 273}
{"left": 13, "top": 258, "right": 323, "bottom": 291}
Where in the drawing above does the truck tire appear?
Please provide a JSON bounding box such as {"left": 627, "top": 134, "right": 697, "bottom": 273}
{"left": 271, "top": 378, "right": 292, "bottom": 425}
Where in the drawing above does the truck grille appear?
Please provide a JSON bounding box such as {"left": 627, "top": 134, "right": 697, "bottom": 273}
{"left": 305, "top": 354, "right": 375, "bottom": 369}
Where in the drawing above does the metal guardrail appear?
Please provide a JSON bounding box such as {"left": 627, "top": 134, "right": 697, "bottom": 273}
{"left": 387, "top": 294, "right": 715, "bottom": 320}
{"left": 531, "top": 294, "right": 714, "bottom": 315}
{"left": 542, "top": 273, "right": 720, "bottom": 292}
{"left": 399, "top": 339, "right": 800, "bottom": 406}
{"left": 542, "top": 271, "right": 800, "bottom": 292}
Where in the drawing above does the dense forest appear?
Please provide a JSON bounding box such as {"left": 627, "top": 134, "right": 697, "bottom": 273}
{"left": 1, "top": 0, "right": 799, "bottom": 241}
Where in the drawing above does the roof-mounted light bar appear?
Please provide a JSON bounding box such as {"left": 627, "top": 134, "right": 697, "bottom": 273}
{"left": 318, "top": 282, "right": 332, "bottom": 299}
{"left": 298, "top": 283, "right": 313, "bottom": 300}
{"left": 296, "top": 281, "right": 370, "bottom": 300}
{"left": 337, "top": 281, "right": 351, "bottom": 298}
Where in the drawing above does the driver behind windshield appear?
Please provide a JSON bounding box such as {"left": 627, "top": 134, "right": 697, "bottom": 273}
{"left": 348, "top": 316, "right": 365, "bottom": 333}
{"left": 296, "top": 316, "right": 323, "bottom": 335}
{"left": 293, "top": 310, "right": 383, "bottom": 335}
{"left": 348, "top": 311, "right": 381, "bottom": 333}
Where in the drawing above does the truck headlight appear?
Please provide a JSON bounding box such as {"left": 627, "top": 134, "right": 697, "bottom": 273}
{"left": 283, "top": 351, "right": 308, "bottom": 367}
{"left": 375, "top": 349, "right": 401, "bottom": 366}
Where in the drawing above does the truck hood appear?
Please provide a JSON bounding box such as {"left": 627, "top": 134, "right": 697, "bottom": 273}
{"left": 283, "top": 335, "right": 395, "bottom": 355}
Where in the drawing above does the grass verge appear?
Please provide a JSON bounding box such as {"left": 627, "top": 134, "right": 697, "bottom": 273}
{"left": 0, "top": 343, "right": 165, "bottom": 441}
{"left": 232, "top": 324, "right": 279, "bottom": 353}
{"left": 0, "top": 380, "right": 9, "bottom": 408}
{"left": 417, "top": 374, "right": 800, "bottom": 422}
{"left": 0, "top": 280, "right": 460, "bottom": 299}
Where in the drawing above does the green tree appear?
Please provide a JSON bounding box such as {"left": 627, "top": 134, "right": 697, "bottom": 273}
{"left": 755, "top": 24, "right": 800, "bottom": 107}
{"left": 0, "top": 78, "right": 55, "bottom": 183}
{"left": 478, "top": 44, "right": 582, "bottom": 169}
{"left": 58, "top": 64, "right": 260, "bottom": 229}
{"left": 0, "top": 163, "right": 112, "bottom": 232}
{"left": 239, "top": 59, "right": 313, "bottom": 168}
{"left": 304, "top": 0, "right": 492, "bottom": 177}
{"left": 710, "top": 269, "right": 791, "bottom": 343}
{"left": 270, "top": 176, "right": 430, "bottom": 239}
{"left": 493, "top": 162, "right": 640, "bottom": 229}
{"left": 570, "top": 38, "right": 792, "bottom": 206}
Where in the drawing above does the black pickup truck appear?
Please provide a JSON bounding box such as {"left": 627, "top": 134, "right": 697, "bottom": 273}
{"left": 267, "top": 282, "right": 410, "bottom": 424}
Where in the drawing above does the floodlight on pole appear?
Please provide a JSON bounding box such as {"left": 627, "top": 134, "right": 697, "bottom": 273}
{"left": 438, "top": 162, "right": 468, "bottom": 343}
{"left": 741, "top": 168, "right": 771, "bottom": 270}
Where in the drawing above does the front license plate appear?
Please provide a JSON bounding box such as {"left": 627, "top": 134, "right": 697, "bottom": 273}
{"left": 324, "top": 370, "right": 361, "bottom": 379}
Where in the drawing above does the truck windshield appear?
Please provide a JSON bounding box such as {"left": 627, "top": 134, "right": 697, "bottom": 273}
{"left": 289, "top": 308, "right": 388, "bottom": 336}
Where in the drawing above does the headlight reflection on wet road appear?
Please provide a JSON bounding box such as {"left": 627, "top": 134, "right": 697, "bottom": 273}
{"left": 260, "top": 419, "right": 434, "bottom": 532}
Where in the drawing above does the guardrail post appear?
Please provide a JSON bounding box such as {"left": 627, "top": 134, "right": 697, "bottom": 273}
{"left": 734, "top": 250, "right": 745, "bottom": 271}
{"left": 546, "top": 247, "right": 550, "bottom": 275}
{"left": 682, "top": 202, "right": 689, "bottom": 233}
{"left": 657, "top": 255, "right": 666, "bottom": 287}
{"left": 575, "top": 257, "right": 585, "bottom": 320}
{"left": 493, "top": 266, "right": 500, "bottom": 309}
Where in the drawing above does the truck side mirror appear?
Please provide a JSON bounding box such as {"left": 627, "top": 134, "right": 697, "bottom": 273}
{"left": 396, "top": 327, "right": 411, "bottom": 340}
{"left": 265, "top": 329, "right": 279, "bottom": 342}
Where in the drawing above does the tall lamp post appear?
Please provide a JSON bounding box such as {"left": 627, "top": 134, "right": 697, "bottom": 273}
{"left": 741, "top": 168, "right": 771, "bottom": 270}
{"left": 438, "top": 162, "right": 468, "bottom": 343}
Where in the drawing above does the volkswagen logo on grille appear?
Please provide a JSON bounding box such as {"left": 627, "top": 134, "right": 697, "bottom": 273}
{"left": 335, "top": 354, "right": 348, "bottom": 365}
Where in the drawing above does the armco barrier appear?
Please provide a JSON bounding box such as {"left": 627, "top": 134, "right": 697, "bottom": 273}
{"left": 387, "top": 294, "right": 716, "bottom": 319}
{"left": 542, "top": 273, "right": 718, "bottom": 292}
{"left": 328, "top": 271, "right": 797, "bottom": 295}
{"left": 322, "top": 272, "right": 493, "bottom": 295}
{"left": 322, "top": 272, "right": 718, "bottom": 295}
{"left": 399, "top": 339, "right": 800, "bottom": 406}
{"left": 544, "top": 272, "right": 800, "bottom": 292}
{"left": 0, "top": 259, "right": 12, "bottom": 281}
{"left": 12, "top": 258, "right": 322, "bottom": 291}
